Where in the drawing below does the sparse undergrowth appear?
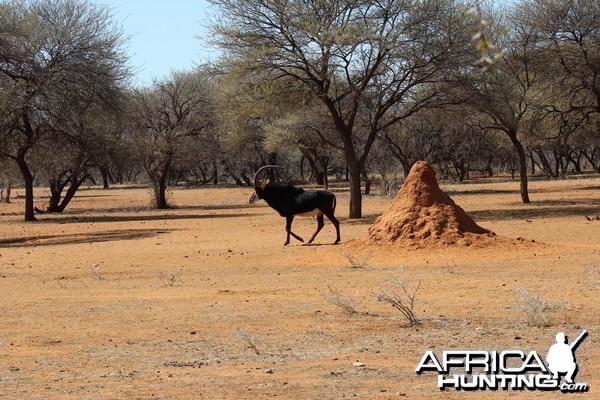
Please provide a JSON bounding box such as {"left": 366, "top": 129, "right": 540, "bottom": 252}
{"left": 514, "top": 287, "right": 565, "bottom": 327}
{"left": 323, "top": 285, "right": 361, "bottom": 315}
{"left": 158, "top": 271, "right": 180, "bottom": 287}
{"left": 234, "top": 327, "right": 261, "bottom": 355}
{"left": 340, "top": 249, "right": 375, "bottom": 269}
{"left": 163, "top": 360, "right": 206, "bottom": 368}
{"left": 90, "top": 262, "right": 105, "bottom": 280}
{"left": 374, "top": 274, "right": 421, "bottom": 325}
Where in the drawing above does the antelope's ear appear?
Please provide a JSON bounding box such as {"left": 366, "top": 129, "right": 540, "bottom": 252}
{"left": 260, "top": 179, "right": 269, "bottom": 190}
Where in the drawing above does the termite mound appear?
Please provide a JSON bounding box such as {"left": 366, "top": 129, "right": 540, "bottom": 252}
{"left": 366, "top": 161, "right": 495, "bottom": 246}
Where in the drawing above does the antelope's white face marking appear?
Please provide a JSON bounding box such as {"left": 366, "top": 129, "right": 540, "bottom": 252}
{"left": 249, "top": 192, "right": 258, "bottom": 204}
{"left": 249, "top": 180, "right": 269, "bottom": 204}
{"left": 296, "top": 209, "right": 323, "bottom": 217}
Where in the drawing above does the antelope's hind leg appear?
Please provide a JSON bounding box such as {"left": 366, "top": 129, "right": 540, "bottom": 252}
{"left": 307, "top": 214, "right": 325, "bottom": 244}
{"left": 323, "top": 211, "right": 340, "bottom": 244}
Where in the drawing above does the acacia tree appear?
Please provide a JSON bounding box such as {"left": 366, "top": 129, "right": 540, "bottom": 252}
{"left": 453, "top": 2, "right": 557, "bottom": 203}
{"left": 0, "top": 155, "right": 18, "bottom": 203}
{"left": 518, "top": 0, "right": 600, "bottom": 116}
{"left": 264, "top": 106, "right": 338, "bottom": 188}
{"left": 133, "top": 71, "right": 212, "bottom": 208}
{"left": 0, "top": 0, "right": 128, "bottom": 220}
{"left": 224, "top": 72, "right": 338, "bottom": 188}
{"left": 382, "top": 109, "right": 447, "bottom": 177}
{"left": 94, "top": 115, "right": 131, "bottom": 189}
{"left": 209, "top": 0, "right": 473, "bottom": 218}
{"left": 518, "top": 0, "right": 600, "bottom": 178}
{"left": 39, "top": 103, "right": 126, "bottom": 212}
{"left": 213, "top": 66, "right": 300, "bottom": 184}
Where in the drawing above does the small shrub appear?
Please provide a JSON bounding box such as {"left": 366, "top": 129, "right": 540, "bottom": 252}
{"left": 374, "top": 275, "right": 421, "bottom": 325}
{"left": 90, "top": 263, "right": 104, "bottom": 280}
{"left": 341, "top": 249, "right": 375, "bottom": 269}
{"left": 323, "top": 285, "right": 361, "bottom": 315}
{"left": 515, "top": 287, "right": 563, "bottom": 327}
{"left": 235, "top": 328, "right": 261, "bottom": 355}
{"left": 158, "top": 271, "right": 179, "bottom": 287}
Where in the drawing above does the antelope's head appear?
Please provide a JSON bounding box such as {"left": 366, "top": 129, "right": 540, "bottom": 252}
{"left": 248, "top": 165, "right": 284, "bottom": 204}
{"left": 249, "top": 179, "right": 269, "bottom": 204}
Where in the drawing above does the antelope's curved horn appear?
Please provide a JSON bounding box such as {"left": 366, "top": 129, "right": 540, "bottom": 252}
{"left": 253, "top": 165, "right": 285, "bottom": 189}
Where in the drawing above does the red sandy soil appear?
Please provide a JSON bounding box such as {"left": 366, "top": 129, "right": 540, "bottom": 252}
{"left": 0, "top": 176, "right": 599, "bottom": 399}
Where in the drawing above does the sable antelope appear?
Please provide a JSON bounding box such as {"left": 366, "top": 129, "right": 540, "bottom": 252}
{"left": 249, "top": 165, "right": 341, "bottom": 246}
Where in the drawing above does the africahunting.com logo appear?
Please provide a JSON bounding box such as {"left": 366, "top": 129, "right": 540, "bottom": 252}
{"left": 416, "top": 330, "right": 589, "bottom": 393}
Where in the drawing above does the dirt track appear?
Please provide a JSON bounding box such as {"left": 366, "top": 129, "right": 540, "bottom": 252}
{"left": 0, "top": 177, "right": 599, "bottom": 399}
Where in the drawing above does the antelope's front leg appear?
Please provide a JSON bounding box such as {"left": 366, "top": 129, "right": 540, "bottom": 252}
{"left": 284, "top": 215, "right": 303, "bottom": 245}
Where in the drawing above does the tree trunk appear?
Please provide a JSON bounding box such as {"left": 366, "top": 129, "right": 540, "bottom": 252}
{"left": 15, "top": 155, "right": 36, "bottom": 221}
{"left": 581, "top": 149, "right": 600, "bottom": 173}
{"left": 4, "top": 182, "right": 11, "bottom": 203}
{"left": 232, "top": 175, "right": 243, "bottom": 186}
{"left": 348, "top": 165, "right": 362, "bottom": 218}
{"left": 148, "top": 158, "right": 172, "bottom": 209}
{"left": 313, "top": 168, "right": 325, "bottom": 186}
{"left": 453, "top": 161, "right": 467, "bottom": 182}
{"left": 48, "top": 175, "right": 70, "bottom": 212}
{"left": 48, "top": 154, "right": 89, "bottom": 212}
{"left": 54, "top": 181, "right": 81, "bottom": 212}
{"left": 510, "top": 133, "right": 530, "bottom": 203}
{"left": 50, "top": 173, "right": 87, "bottom": 213}
{"left": 241, "top": 172, "right": 253, "bottom": 186}
{"left": 534, "top": 148, "right": 555, "bottom": 178}
{"left": 299, "top": 149, "right": 324, "bottom": 186}
{"left": 564, "top": 151, "right": 581, "bottom": 174}
{"left": 386, "top": 139, "right": 412, "bottom": 177}
{"left": 486, "top": 155, "right": 493, "bottom": 177}
{"left": 553, "top": 150, "right": 562, "bottom": 177}
{"left": 299, "top": 156, "right": 305, "bottom": 182}
{"left": 320, "top": 158, "right": 329, "bottom": 190}
{"left": 100, "top": 167, "right": 110, "bottom": 189}
{"left": 48, "top": 185, "right": 61, "bottom": 212}
{"left": 154, "top": 159, "right": 171, "bottom": 209}
{"left": 401, "top": 160, "right": 412, "bottom": 178}
{"left": 154, "top": 175, "right": 169, "bottom": 209}
{"left": 361, "top": 169, "right": 371, "bottom": 195}
{"left": 529, "top": 149, "right": 535, "bottom": 175}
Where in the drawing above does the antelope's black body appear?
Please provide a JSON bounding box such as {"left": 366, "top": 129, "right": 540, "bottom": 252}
{"left": 250, "top": 166, "right": 341, "bottom": 246}
{"left": 258, "top": 184, "right": 331, "bottom": 216}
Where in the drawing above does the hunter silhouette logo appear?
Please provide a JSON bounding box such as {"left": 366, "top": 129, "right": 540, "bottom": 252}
{"left": 415, "top": 330, "right": 589, "bottom": 392}
{"left": 547, "top": 330, "right": 587, "bottom": 384}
